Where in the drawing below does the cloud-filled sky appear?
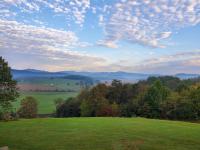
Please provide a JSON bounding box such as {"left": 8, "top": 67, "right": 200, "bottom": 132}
{"left": 0, "top": 0, "right": 200, "bottom": 74}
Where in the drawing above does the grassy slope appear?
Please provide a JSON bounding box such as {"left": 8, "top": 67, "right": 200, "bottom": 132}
{"left": 13, "top": 92, "right": 78, "bottom": 114}
{"left": 0, "top": 118, "right": 200, "bottom": 150}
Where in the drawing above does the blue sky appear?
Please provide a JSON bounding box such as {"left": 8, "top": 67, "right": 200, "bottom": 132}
{"left": 0, "top": 0, "right": 200, "bottom": 74}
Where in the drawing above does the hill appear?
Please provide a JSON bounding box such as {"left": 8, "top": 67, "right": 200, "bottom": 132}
{"left": 12, "top": 69, "right": 200, "bottom": 82}
{"left": 0, "top": 118, "right": 200, "bottom": 150}
{"left": 175, "top": 73, "right": 200, "bottom": 79}
{"left": 11, "top": 69, "right": 67, "bottom": 79}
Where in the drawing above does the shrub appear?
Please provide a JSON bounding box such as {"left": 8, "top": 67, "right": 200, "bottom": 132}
{"left": 18, "top": 97, "right": 38, "bottom": 118}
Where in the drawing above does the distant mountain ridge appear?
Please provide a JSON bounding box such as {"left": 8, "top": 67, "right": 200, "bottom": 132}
{"left": 175, "top": 73, "right": 200, "bottom": 79}
{"left": 11, "top": 69, "right": 200, "bottom": 82}
{"left": 11, "top": 69, "right": 67, "bottom": 79}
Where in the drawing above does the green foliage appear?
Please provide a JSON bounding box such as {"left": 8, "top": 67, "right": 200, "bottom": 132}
{"left": 18, "top": 96, "right": 38, "bottom": 118}
{"left": 54, "top": 98, "right": 64, "bottom": 108}
{"left": 142, "top": 76, "right": 181, "bottom": 91}
{"left": 80, "top": 99, "right": 93, "bottom": 117}
{"left": 56, "top": 97, "right": 80, "bottom": 117}
{"left": 111, "top": 102, "right": 120, "bottom": 117}
{"left": 0, "top": 56, "right": 19, "bottom": 120}
{"left": 55, "top": 76, "right": 200, "bottom": 120}
{"left": 142, "top": 80, "right": 170, "bottom": 118}
{"left": 107, "top": 80, "right": 123, "bottom": 103}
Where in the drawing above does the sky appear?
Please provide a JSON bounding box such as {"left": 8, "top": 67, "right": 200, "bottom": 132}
{"left": 0, "top": 0, "right": 200, "bottom": 74}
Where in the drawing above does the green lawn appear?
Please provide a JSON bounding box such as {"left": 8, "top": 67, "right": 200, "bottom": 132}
{"left": 0, "top": 118, "right": 200, "bottom": 150}
{"left": 13, "top": 91, "right": 78, "bottom": 114}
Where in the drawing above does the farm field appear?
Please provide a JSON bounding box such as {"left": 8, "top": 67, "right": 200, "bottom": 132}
{"left": 17, "top": 78, "right": 83, "bottom": 92}
{"left": 13, "top": 91, "right": 78, "bottom": 114}
{"left": 0, "top": 118, "right": 200, "bottom": 150}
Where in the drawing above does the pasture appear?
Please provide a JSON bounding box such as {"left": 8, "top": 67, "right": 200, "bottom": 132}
{"left": 0, "top": 118, "right": 200, "bottom": 150}
{"left": 13, "top": 91, "right": 78, "bottom": 114}
{"left": 17, "top": 78, "right": 82, "bottom": 92}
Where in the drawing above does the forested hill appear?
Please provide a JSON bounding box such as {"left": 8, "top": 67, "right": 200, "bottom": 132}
{"left": 11, "top": 69, "right": 200, "bottom": 82}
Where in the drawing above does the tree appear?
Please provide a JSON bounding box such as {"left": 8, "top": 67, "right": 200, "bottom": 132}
{"left": 107, "top": 80, "right": 123, "bottom": 104}
{"left": 188, "top": 87, "right": 200, "bottom": 119}
{"left": 176, "top": 83, "right": 189, "bottom": 93}
{"left": 80, "top": 99, "right": 93, "bottom": 117}
{"left": 54, "top": 98, "right": 64, "bottom": 109}
{"left": 143, "top": 80, "right": 170, "bottom": 118}
{"left": 0, "top": 56, "right": 19, "bottom": 120}
{"left": 96, "top": 98, "right": 112, "bottom": 116}
{"left": 111, "top": 102, "right": 120, "bottom": 117}
{"left": 18, "top": 97, "right": 38, "bottom": 118}
{"left": 56, "top": 97, "right": 80, "bottom": 117}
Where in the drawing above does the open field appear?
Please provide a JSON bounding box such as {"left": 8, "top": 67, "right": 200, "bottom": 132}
{"left": 13, "top": 91, "right": 78, "bottom": 114}
{"left": 0, "top": 118, "right": 200, "bottom": 150}
{"left": 17, "top": 78, "right": 82, "bottom": 92}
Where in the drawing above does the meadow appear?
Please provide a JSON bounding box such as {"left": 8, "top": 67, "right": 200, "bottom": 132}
{"left": 0, "top": 117, "right": 200, "bottom": 150}
{"left": 14, "top": 77, "right": 82, "bottom": 114}
{"left": 13, "top": 91, "right": 78, "bottom": 114}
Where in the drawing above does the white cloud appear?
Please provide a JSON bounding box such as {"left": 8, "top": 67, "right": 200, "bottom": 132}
{"left": 0, "top": 0, "right": 90, "bottom": 26}
{"left": 132, "top": 50, "right": 200, "bottom": 74}
{"left": 0, "top": 19, "right": 108, "bottom": 71}
{"left": 99, "top": 0, "right": 200, "bottom": 48}
{"left": 97, "top": 40, "right": 118, "bottom": 49}
{"left": 1, "top": 0, "right": 200, "bottom": 48}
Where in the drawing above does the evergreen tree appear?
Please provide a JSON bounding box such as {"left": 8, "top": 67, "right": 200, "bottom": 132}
{"left": 0, "top": 56, "right": 19, "bottom": 119}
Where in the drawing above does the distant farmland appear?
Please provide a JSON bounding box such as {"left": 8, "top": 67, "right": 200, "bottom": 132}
{"left": 17, "top": 77, "right": 84, "bottom": 92}
{"left": 13, "top": 91, "right": 78, "bottom": 114}
{"left": 14, "top": 77, "right": 90, "bottom": 114}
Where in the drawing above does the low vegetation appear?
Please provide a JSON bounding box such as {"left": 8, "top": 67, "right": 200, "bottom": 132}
{"left": 18, "top": 96, "right": 38, "bottom": 118}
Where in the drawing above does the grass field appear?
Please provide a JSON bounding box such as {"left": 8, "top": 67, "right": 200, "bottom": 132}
{"left": 13, "top": 91, "right": 78, "bottom": 114}
{"left": 0, "top": 118, "right": 200, "bottom": 150}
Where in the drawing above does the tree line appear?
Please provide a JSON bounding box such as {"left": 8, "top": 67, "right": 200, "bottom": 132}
{"left": 56, "top": 77, "right": 200, "bottom": 120}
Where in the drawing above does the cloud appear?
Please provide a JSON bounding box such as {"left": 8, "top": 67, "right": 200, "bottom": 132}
{"left": 0, "top": 19, "right": 108, "bottom": 71}
{"left": 132, "top": 50, "right": 200, "bottom": 74}
{"left": 99, "top": 0, "right": 200, "bottom": 48}
{"left": 97, "top": 40, "right": 118, "bottom": 49}
{"left": 1, "top": 0, "right": 200, "bottom": 48}
{"left": 0, "top": 0, "right": 90, "bottom": 26}
{"left": 0, "top": 19, "right": 199, "bottom": 74}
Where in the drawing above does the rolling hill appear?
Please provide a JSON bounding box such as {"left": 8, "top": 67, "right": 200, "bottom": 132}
{"left": 12, "top": 69, "right": 200, "bottom": 82}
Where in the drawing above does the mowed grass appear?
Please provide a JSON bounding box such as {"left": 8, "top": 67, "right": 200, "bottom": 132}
{"left": 13, "top": 91, "right": 78, "bottom": 114}
{"left": 0, "top": 118, "right": 200, "bottom": 150}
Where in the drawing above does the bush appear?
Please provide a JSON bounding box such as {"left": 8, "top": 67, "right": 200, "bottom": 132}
{"left": 0, "top": 108, "right": 19, "bottom": 121}
{"left": 0, "top": 111, "right": 10, "bottom": 121}
{"left": 18, "top": 97, "right": 38, "bottom": 118}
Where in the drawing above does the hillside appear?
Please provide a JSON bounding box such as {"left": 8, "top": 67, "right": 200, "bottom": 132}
{"left": 12, "top": 69, "right": 200, "bottom": 82}
{"left": 0, "top": 118, "right": 200, "bottom": 150}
